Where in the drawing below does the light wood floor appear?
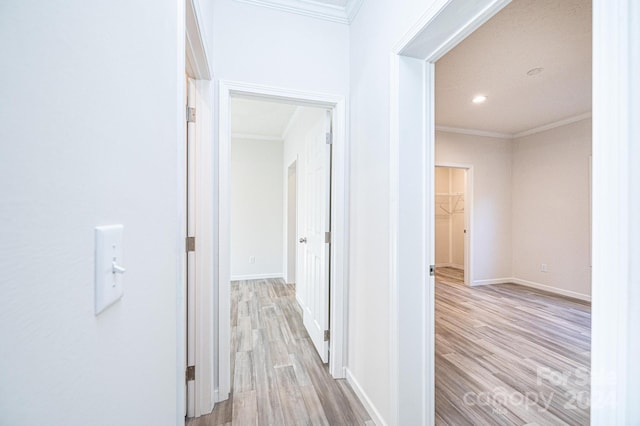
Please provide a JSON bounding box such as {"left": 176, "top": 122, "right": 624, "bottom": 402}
{"left": 187, "top": 278, "right": 373, "bottom": 426}
{"left": 435, "top": 267, "right": 591, "bottom": 425}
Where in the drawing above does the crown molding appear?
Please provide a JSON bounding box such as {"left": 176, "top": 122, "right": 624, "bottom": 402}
{"left": 435, "top": 126, "right": 512, "bottom": 139}
{"left": 436, "top": 112, "right": 593, "bottom": 140}
{"left": 234, "top": 0, "right": 362, "bottom": 24}
{"left": 232, "top": 133, "right": 283, "bottom": 141}
{"left": 344, "top": 0, "right": 364, "bottom": 23}
{"left": 513, "top": 112, "right": 592, "bottom": 138}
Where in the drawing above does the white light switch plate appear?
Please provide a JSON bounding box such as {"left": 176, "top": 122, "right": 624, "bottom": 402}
{"left": 95, "top": 224, "right": 124, "bottom": 315}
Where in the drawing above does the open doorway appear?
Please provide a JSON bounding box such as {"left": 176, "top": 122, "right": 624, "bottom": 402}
{"left": 216, "top": 81, "right": 349, "bottom": 408}
{"left": 229, "top": 97, "right": 332, "bottom": 363}
{"left": 389, "top": 0, "right": 605, "bottom": 423}
{"left": 433, "top": 0, "right": 592, "bottom": 423}
{"left": 434, "top": 166, "right": 470, "bottom": 286}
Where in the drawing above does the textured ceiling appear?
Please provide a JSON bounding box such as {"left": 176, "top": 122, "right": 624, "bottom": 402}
{"left": 435, "top": 0, "right": 592, "bottom": 135}
{"left": 231, "top": 98, "right": 298, "bottom": 138}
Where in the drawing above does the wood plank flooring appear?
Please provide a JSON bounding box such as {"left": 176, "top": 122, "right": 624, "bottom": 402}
{"left": 187, "top": 278, "right": 373, "bottom": 426}
{"left": 435, "top": 267, "right": 591, "bottom": 425}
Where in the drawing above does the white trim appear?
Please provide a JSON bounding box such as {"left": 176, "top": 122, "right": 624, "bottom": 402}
{"left": 434, "top": 263, "right": 462, "bottom": 269}
{"left": 387, "top": 52, "right": 400, "bottom": 426}
{"left": 471, "top": 277, "right": 512, "bottom": 286}
{"left": 344, "top": 0, "right": 364, "bottom": 23}
{"left": 230, "top": 273, "right": 284, "bottom": 281}
{"left": 345, "top": 368, "right": 387, "bottom": 426}
{"left": 436, "top": 112, "right": 593, "bottom": 140}
{"left": 231, "top": 132, "right": 283, "bottom": 141}
{"left": 470, "top": 277, "right": 592, "bottom": 301}
{"left": 193, "top": 79, "right": 216, "bottom": 417}
{"left": 185, "top": 0, "right": 211, "bottom": 80}
{"left": 184, "top": 0, "right": 215, "bottom": 417}
{"left": 176, "top": 0, "right": 187, "bottom": 422}
{"left": 591, "top": 0, "right": 639, "bottom": 422}
{"left": 218, "top": 80, "right": 350, "bottom": 398}
{"left": 233, "top": 0, "right": 362, "bottom": 24}
{"left": 435, "top": 126, "right": 512, "bottom": 139}
{"left": 513, "top": 112, "right": 592, "bottom": 138}
{"left": 510, "top": 278, "right": 591, "bottom": 302}
{"left": 391, "top": 1, "right": 513, "bottom": 424}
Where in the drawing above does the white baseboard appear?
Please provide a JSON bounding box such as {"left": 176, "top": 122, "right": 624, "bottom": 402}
{"left": 435, "top": 262, "right": 463, "bottom": 269}
{"left": 345, "top": 368, "right": 386, "bottom": 426}
{"left": 472, "top": 277, "right": 512, "bottom": 286}
{"left": 230, "top": 273, "right": 283, "bottom": 281}
{"left": 511, "top": 278, "right": 591, "bottom": 302}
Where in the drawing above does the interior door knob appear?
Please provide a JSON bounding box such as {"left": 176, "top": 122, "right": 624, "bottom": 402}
{"left": 299, "top": 237, "right": 307, "bottom": 243}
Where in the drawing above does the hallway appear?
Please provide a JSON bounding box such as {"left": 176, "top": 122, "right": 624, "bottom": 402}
{"left": 188, "top": 279, "right": 372, "bottom": 425}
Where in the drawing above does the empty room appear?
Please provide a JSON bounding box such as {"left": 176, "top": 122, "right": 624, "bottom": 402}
{"left": 433, "top": 0, "right": 592, "bottom": 423}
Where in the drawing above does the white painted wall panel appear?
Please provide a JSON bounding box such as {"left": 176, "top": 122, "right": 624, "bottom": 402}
{"left": 348, "top": 0, "right": 439, "bottom": 422}
{"left": 212, "top": 0, "right": 349, "bottom": 95}
{"left": 512, "top": 118, "right": 592, "bottom": 298}
{"left": 231, "top": 138, "right": 284, "bottom": 278}
{"left": 0, "top": 1, "right": 183, "bottom": 424}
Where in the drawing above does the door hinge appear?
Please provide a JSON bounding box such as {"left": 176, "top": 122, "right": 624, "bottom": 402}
{"left": 186, "top": 236, "right": 196, "bottom": 252}
{"left": 324, "top": 330, "right": 330, "bottom": 341}
{"left": 429, "top": 265, "right": 435, "bottom": 276}
{"left": 325, "top": 231, "right": 331, "bottom": 244}
{"left": 186, "top": 106, "right": 196, "bottom": 123}
{"left": 186, "top": 365, "right": 195, "bottom": 382}
{"left": 325, "top": 131, "right": 332, "bottom": 145}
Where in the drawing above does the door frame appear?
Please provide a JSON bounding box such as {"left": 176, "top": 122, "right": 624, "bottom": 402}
{"left": 217, "top": 80, "right": 349, "bottom": 401}
{"left": 285, "top": 159, "right": 298, "bottom": 285}
{"left": 181, "top": 0, "right": 215, "bottom": 420}
{"left": 390, "top": 0, "right": 639, "bottom": 424}
{"left": 434, "top": 163, "right": 473, "bottom": 287}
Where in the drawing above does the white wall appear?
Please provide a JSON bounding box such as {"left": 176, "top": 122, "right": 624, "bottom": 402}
{"left": 0, "top": 1, "right": 184, "bottom": 424}
{"left": 512, "top": 119, "right": 592, "bottom": 299}
{"left": 348, "top": 1, "right": 439, "bottom": 422}
{"left": 230, "top": 138, "right": 284, "bottom": 279}
{"left": 436, "top": 131, "right": 514, "bottom": 284}
{"left": 212, "top": 0, "right": 349, "bottom": 95}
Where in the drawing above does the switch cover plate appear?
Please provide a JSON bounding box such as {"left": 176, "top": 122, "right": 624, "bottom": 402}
{"left": 95, "top": 224, "right": 124, "bottom": 315}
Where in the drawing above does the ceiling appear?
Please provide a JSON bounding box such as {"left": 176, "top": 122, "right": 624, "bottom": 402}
{"left": 234, "top": 0, "right": 363, "bottom": 24}
{"left": 231, "top": 98, "right": 298, "bottom": 139}
{"left": 435, "top": 0, "right": 592, "bottom": 135}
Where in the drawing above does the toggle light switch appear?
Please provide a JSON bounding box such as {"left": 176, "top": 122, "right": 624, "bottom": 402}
{"left": 95, "top": 224, "right": 125, "bottom": 315}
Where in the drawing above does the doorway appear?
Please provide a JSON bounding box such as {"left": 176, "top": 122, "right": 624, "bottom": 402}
{"left": 182, "top": 0, "right": 214, "bottom": 420}
{"left": 217, "top": 80, "right": 349, "bottom": 402}
{"left": 286, "top": 161, "right": 297, "bottom": 285}
{"left": 434, "top": 165, "right": 470, "bottom": 286}
{"left": 390, "top": 0, "right": 635, "bottom": 423}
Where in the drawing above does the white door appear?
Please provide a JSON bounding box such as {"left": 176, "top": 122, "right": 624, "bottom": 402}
{"left": 300, "top": 111, "right": 332, "bottom": 363}
{"left": 186, "top": 78, "right": 196, "bottom": 417}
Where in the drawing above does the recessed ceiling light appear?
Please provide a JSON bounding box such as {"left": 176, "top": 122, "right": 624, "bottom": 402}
{"left": 472, "top": 95, "right": 488, "bottom": 104}
{"left": 527, "top": 67, "right": 544, "bottom": 77}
